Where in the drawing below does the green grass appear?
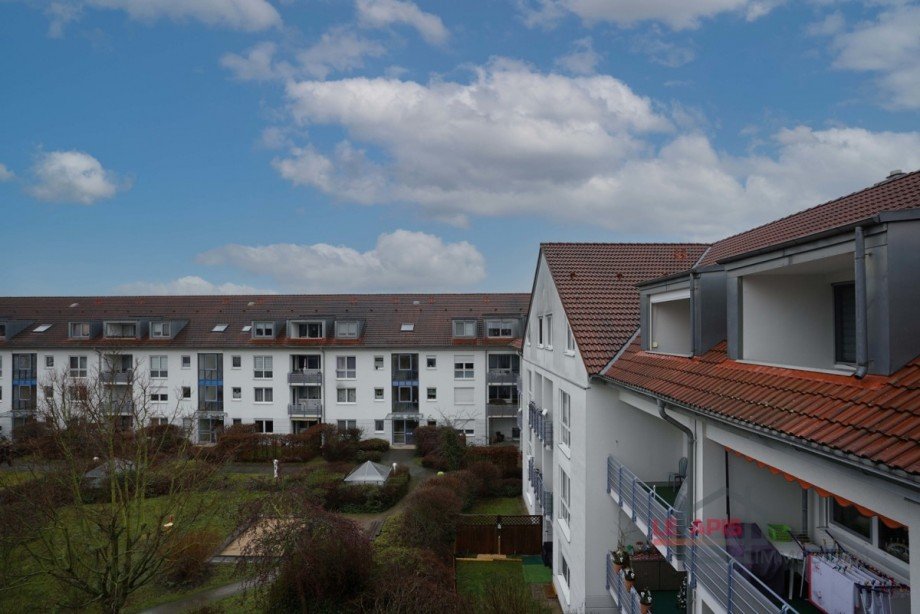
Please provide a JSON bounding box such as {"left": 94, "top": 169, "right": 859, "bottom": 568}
{"left": 521, "top": 556, "right": 553, "bottom": 584}
{"left": 0, "top": 471, "right": 34, "bottom": 488}
{"left": 202, "top": 587, "right": 263, "bottom": 613}
{"left": 455, "top": 559, "right": 524, "bottom": 598}
{"left": 468, "top": 496, "right": 526, "bottom": 515}
{"left": 124, "top": 564, "right": 240, "bottom": 613}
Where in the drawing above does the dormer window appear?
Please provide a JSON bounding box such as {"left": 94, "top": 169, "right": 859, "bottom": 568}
{"left": 649, "top": 290, "right": 692, "bottom": 356}
{"left": 401, "top": 323, "right": 415, "bottom": 332}
{"left": 69, "top": 322, "right": 91, "bottom": 339}
{"left": 150, "top": 322, "right": 170, "bottom": 338}
{"left": 105, "top": 322, "right": 137, "bottom": 338}
{"left": 486, "top": 319, "right": 513, "bottom": 337}
{"left": 0, "top": 323, "right": 6, "bottom": 338}
{"left": 336, "top": 321, "right": 358, "bottom": 339}
{"left": 292, "top": 321, "right": 324, "bottom": 339}
{"left": 453, "top": 320, "right": 476, "bottom": 338}
{"left": 253, "top": 321, "right": 274, "bottom": 338}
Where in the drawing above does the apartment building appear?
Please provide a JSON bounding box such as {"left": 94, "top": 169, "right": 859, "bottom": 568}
{"left": 0, "top": 294, "right": 528, "bottom": 445}
{"left": 522, "top": 169, "right": 920, "bottom": 613}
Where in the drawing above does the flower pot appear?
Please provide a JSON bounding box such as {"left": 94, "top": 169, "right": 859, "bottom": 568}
{"left": 641, "top": 604, "right": 651, "bottom": 614}
{"left": 614, "top": 563, "right": 623, "bottom": 574}
{"left": 625, "top": 580, "right": 635, "bottom": 592}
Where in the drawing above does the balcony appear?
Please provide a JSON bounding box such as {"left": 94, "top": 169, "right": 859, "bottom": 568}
{"left": 12, "top": 369, "right": 36, "bottom": 382}
{"left": 533, "top": 468, "right": 544, "bottom": 509}
{"left": 688, "top": 533, "right": 797, "bottom": 614}
{"left": 104, "top": 398, "right": 135, "bottom": 414}
{"left": 542, "top": 488, "right": 553, "bottom": 518}
{"left": 487, "top": 370, "right": 520, "bottom": 385}
{"left": 197, "top": 401, "right": 225, "bottom": 417}
{"left": 487, "top": 402, "right": 518, "bottom": 418}
{"left": 288, "top": 370, "right": 322, "bottom": 385}
{"left": 606, "top": 552, "right": 645, "bottom": 613}
{"left": 528, "top": 402, "right": 553, "bottom": 447}
{"left": 288, "top": 399, "right": 323, "bottom": 417}
{"left": 392, "top": 401, "right": 419, "bottom": 413}
{"left": 391, "top": 370, "right": 419, "bottom": 384}
{"left": 607, "top": 454, "right": 685, "bottom": 566}
{"left": 101, "top": 370, "right": 134, "bottom": 385}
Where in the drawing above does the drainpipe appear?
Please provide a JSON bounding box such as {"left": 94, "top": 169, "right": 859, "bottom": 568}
{"left": 854, "top": 227, "right": 869, "bottom": 379}
{"left": 658, "top": 399, "right": 695, "bottom": 613}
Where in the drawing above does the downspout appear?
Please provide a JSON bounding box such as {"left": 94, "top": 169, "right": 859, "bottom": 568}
{"left": 854, "top": 227, "right": 869, "bottom": 379}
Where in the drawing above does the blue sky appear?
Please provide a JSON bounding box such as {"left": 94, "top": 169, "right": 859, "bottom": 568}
{"left": 0, "top": 0, "right": 918, "bottom": 296}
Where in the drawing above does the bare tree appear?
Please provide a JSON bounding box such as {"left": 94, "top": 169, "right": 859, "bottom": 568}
{"left": 6, "top": 352, "right": 220, "bottom": 613}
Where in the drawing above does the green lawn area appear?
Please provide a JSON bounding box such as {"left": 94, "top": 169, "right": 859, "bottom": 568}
{"left": 0, "top": 470, "right": 34, "bottom": 488}
{"left": 124, "top": 564, "right": 240, "bottom": 613}
{"left": 468, "top": 496, "right": 526, "bottom": 515}
{"left": 455, "top": 559, "right": 525, "bottom": 598}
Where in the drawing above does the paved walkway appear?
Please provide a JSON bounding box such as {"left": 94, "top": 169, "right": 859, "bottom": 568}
{"left": 140, "top": 579, "right": 251, "bottom": 614}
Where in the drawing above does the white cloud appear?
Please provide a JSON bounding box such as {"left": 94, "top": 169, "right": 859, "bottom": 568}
{"left": 271, "top": 61, "right": 920, "bottom": 239}
{"left": 45, "top": 2, "right": 82, "bottom": 38}
{"left": 197, "top": 230, "right": 486, "bottom": 292}
{"left": 356, "top": 0, "right": 448, "bottom": 44}
{"left": 826, "top": 4, "right": 920, "bottom": 109}
{"left": 0, "top": 163, "right": 14, "bottom": 182}
{"left": 554, "top": 37, "right": 601, "bottom": 75}
{"left": 85, "top": 0, "right": 281, "bottom": 31}
{"left": 115, "top": 276, "right": 273, "bottom": 295}
{"left": 28, "top": 150, "right": 129, "bottom": 204}
{"left": 519, "top": 0, "right": 777, "bottom": 30}
{"left": 630, "top": 29, "right": 696, "bottom": 67}
{"left": 221, "top": 28, "right": 386, "bottom": 82}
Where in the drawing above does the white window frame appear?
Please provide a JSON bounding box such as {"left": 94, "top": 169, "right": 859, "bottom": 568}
{"left": 426, "top": 355, "right": 437, "bottom": 369}
{"left": 427, "top": 387, "right": 437, "bottom": 401}
{"left": 253, "top": 321, "right": 274, "bottom": 338}
{"left": 537, "top": 316, "right": 544, "bottom": 347}
{"left": 560, "top": 469, "right": 571, "bottom": 528}
{"left": 335, "top": 321, "right": 359, "bottom": 338}
{"left": 453, "top": 320, "right": 476, "bottom": 338}
{"left": 337, "top": 419, "right": 357, "bottom": 430}
{"left": 336, "top": 356, "right": 357, "bottom": 379}
{"left": 374, "top": 419, "right": 385, "bottom": 433}
{"left": 254, "top": 387, "right": 273, "bottom": 403}
{"left": 337, "top": 388, "right": 357, "bottom": 404}
{"left": 150, "top": 355, "right": 168, "bottom": 379}
{"left": 294, "top": 321, "right": 324, "bottom": 339}
{"left": 231, "top": 355, "right": 242, "bottom": 369}
{"left": 150, "top": 322, "right": 170, "bottom": 338}
{"left": 69, "top": 322, "right": 90, "bottom": 339}
{"left": 150, "top": 390, "right": 168, "bottom": 404}
{"left": 69, "top": 355, "right": 87, "bottom": 378}
{"left": 486, "top": 319, "right": 514, "bottom": 338}
{"left": 45, "top": 355, "right": 54, "bottom": 369}
{"left": 255, "top": 419, "right": 274, "bottom": 434}
{"left": 560, "top": 390, "right": 571, "bottom": 450}
{"left": 232, "top": 387, "right": 242, "bottom": 400}
{"left": 454, "top": 356, "right": 474, "bottom": 380}
{"left": 565, "top": 323, "right": 575, "bottom": 354}
{"left": 181, "top": 355, "right": 191, "bottom": 369}
{"left": 254, "top": 355, "right": 273, "bottom": 379}
{"left": 374, "top": 387, "right": 385, "bottom": 401}
{"left": 545, "top": 314, "right": 553, "bottom": 349}
{"left": 374, "top": 356, "right": 384, "bottom": 370}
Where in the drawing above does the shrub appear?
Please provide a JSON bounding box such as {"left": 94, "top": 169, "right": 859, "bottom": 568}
{"left": 356, "top": 450, "right": 384, "bottom": 463}
{"left": 497, "top": 477, "right": 523, "bottom": 498}
{"left": 358, "top": 438, "right": 390, "bottom": 453}
{"left": 396, "top": 485, "right": 463, "bottom": 559}
{"left": 466, "top": 446, "right": 520, "bottom": 477}
{"left": 421, "top": 452, "right": 449, "bottom": 471}
{"left": 361, "top": 546, "right": 466, "bottom": 613}
{"left": 139, "top": 423, "right": 188, "bottom": 457}
{"left": 163, "top": 529, "right": 221, "bottom": 587}
{"left": 321, "top": 425, "right": 362, "bottom": 462}
{"left": 413, "top": 426, "right": 441, "bottom": 457}
{"left": 468, "top": 460, "right": 501, "bottom": 497}
{"left": 424, "top": 470, "right": 480, "bottom": 511}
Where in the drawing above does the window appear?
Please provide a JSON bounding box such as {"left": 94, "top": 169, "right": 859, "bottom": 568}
{"left": 254, "top": 356, "right": 273, "bottom": 379}
{"left": 545, "top": 314, "right": 553, "bottom": 348}
{"left": 69, "top": 322, "right": 90, "bottom": 339}
{"left": 398, "top": 355, "right": 414, "bottom": 371}
{"left": 34, "top": 324, "right": 52, "bottom": 333}
{"left": 232, "top": 387, "right": 242, "bottom": 400}
{"left": 374, "top": 356, "right": 384, "bottom": 370}
{"left": 400, "top": 323, "right": 415, "bottom": 332}
{"left": 561, "top": 556, "right": 571, "bottom": 589}
{"left": 241, "top": 325, "right": 251, "bottom": 333}
{"left": 537, "top": 316, "right": 544, "bottom": 346}
{"left": 336, "top": 356, "right": 356, "bottom": 379}
{"left": 488, "top": 385, "right": 516, "bottom": 403}
{"left": 231, "top": 355, "right": 241, "bottom": 369}
{"left": 253, "top": 322, "right": 274, "bottom": 338}
{"left": 232, "top": 418, "right": 242, "bottom": 426}
{"left": 565, "top": 324, "right": 575, "bottom": 353}
{"left": 454, "top": 356, "right": 474, "bottom": 379}
{"left": 211, "top": 324, "right": 228, "bottom": 333}
{"left": 454, "top": 387, "right": 474, "bottom": 405}
{"left": 295, "top": 321, "right": 324, "bottom": 338}
{"left": 453, "top": 320, "right": 476, "bottom": 337}
{"left": 151, "top": 391, "right": 168, "bottom": 403}
{"left": 254, "top": 387, "right": 273, "bottom": 403}
{"left": 374, "top": 388, "right": 384, "bottom": 400}
{"left": 832, "top": 500, "right": 871, "bottom": 539}
{"left": 150, "top": 417, "right": 169, "bottom": 426}
{"left": 560, "top": 469, "right": 571, "bottom": 525}
{"left": 337, "top": 388, "right": 356, "bottom": 403}
{"left": 336, "top": 321, "right": 358, "bottom": 338}
{"left": 426, "top": 356, "right": 436, "bottom": 369}
{"left": 255, "top": 419, "right": 274, "bottom": 434}
{"left": 150, "top": 322, "right": 170, "bottom": 338}
{"left": 834, "top": 282, "right": 856, "bottom": 364}
{"left": 488, "top": 353, "right": 517, "bottom": 372}
{"left": 374, "top": 420, "right": 385, "bottom": 432}
{"left": 560, "top": 390, "right": 571, "bottom": 448}
{"left": 427, "top": 387, "right": 437, "bottom": 400}
{"left": 45, "top": 356, "right": 54, "bottom": 368}
{"left": 337, "top": 419, "right": 357, "bottom": 430}
{"left": 150, "top": 355, "right": 168, "bottom": 379}
{"left": 69, "top": 356, "right": 87, "bottom": 378}
{"left": 181, "top": 386, "right": 191, "bottom": 399}
{"left": 828, "top": 501, "right": 908, "bottom": 563}
{"left": 43, "top": 385, "right": 53, "bottom": 398}
{"left": 398, "top": 386, "right": 415, "bottom": 402}
{"left": 486, "top": 319, "right": 513, "bottom": 337}
{"left": 181, "top": 356, "right": 191, "bottom": 369}
{"left": 105, "top": 322, "right": 136, "bottom": 338}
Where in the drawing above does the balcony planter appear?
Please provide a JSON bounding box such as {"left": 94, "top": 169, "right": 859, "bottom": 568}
{"left": 623, "top": 567, "right": 636, "bottom": 592}
{"left": 639, "top": 588, "right": 653, "bottom": 613}
{"left": 612, "top": 547, "right": 630, "bottom": 573}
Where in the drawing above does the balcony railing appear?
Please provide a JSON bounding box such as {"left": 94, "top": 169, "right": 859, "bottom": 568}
{"left": 533, "top": 468, "right": 544, "bottom": 509}
{"left": 288, "top": 400, "right": 323, "bottom": 416}
{"left": 688, "top": 533, "right": 797, "bottom": 614}
{"left": 12, "top": 369, "right": 36, "bottom": 382}
{"left": 392, "top": 369, "right": 419, "bottom": 382}
{"left": 607, "top": 454, "right": 684, "bottom": 564}
{"left": 487, "top": 370, "right": 520, "bottom": 385}
{"left": 104, "top": 398, "right": 135, "bottom": 414}
{"left": 197, "top": 401, "right": 225, "bottom": 416}
{"left": 527, "top": 456, "right": 534, "bottom": 487}
{"left": 101, "top": 370, "right": 134, "bottom": 385}
{"left": 486, "top": 402, "right": 518, "bottom": 418}
{"left": 606, "top": 552, "right": 645, "bottom": 613}
{"left": 392, "top": 401, "right": 419, "bottom": 413}
{"left": 287, "top": 370, "right": 322, "bottom": 385}
{"left": 528, "top": 402, "right": 553, "bottom": 447}
{"left": 542, "top": 488, "right": 553, "bottom": 518}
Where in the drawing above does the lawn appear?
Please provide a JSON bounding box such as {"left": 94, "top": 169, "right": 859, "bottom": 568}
{"left": 468, "top": 496, "right": 526, "bottom": 515}
{"left": 455, "top": 559, "right": 525, "bottom": 598}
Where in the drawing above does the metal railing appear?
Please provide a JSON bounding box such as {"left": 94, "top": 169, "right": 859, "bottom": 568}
{"left": 103, "top": 398, "right": 135, "bottom": 414}
{"left": 533, "top": 468, "right": 544, "bottom": 509}
{"left": 527, "top": 457, "right": 534, "bottom": 487}
{"left": 487, "top": 370, "right": 520, "bottom": 385}
{"left": 607, "top": 455, "right": 684, "bottom": 563}
{"left": 606, "top": 552, "right": 644, "bottom": 613}
{"left": 287, "top": 400, "right": 323, "bottom": 416}
{"left": 287, "top": 370, "right": 322, "bottom": 384}
{"left": 101, "top": 370, "right": 134, "bottom": 384}
{"left": 487, "top": 402, "right": 518, "bottom": 418}
{"left": 542, "top": 489, "right": 553, "bottom": 517}
{"left": 541, "top": 418, "right": 553, "bottom": 447}
{"left": 392, "top": 401, "right": 419, "bottom": 413}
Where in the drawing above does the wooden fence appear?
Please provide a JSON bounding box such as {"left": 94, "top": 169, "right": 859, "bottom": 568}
{"left": 455, "top": 514, "right": 543, "bottom": 555}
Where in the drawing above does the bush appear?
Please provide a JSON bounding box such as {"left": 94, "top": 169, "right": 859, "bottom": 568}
{"left": 361, "top": 546, "right": 465, "bottom": 613}
{"left": 396, "top": 485, "right": 463, "bottom": 559}
{"left": 208, "top": 423, "right": 322, "bottom": 463}
{"left": 497, "top": 477, "right": 523, "bottom": 498}
{"left": 475, "top": 574, "right": 548, "bottom": 614}
{"left": 163, "top": 529, "right": 221, "bottom": 587}
{"left": 358, "top": 438, "right": 390, "bottom": 453}
{"left": 139, "top": 423, "right": 188, "bottom": 457}
{"left": 466, "top": 446, "right": 520, "bottom": 478}
{"left": 321, "top": 425, "right": 362, "bottom": 462}
{"left": 468, "top": 460, "right": 501, "bottom": 497}
{"left": 424, "top": 470, "right": 480, "bottom": 511}
{"left": 356, "top": 450, "right": 384, "bottom": 463}
{"left": 413, "top": 426, "right": 441, "bottom": 457}
{"left": 421, "top": 452, "right": 449, "bottom": 471}
{"left": 326, "top": 467, "right": 410, "bottom": 513}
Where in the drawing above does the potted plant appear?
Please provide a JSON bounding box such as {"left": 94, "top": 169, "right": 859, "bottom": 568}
{"left": 623, "top": 566, "right": 637, "bottom": 592}
{"left": 612, "top": 547, "right": 630, "bottom": 573}
{"left": 639, "top": 588, "right": 653, "bottom": 613}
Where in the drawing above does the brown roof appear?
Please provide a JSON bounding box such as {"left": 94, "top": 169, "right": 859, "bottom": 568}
{"left": 699, "top": 170, "right": 920, "bottom": 267}
{"left": 0, "top": 294, "right": 529, "bottom": 349}
{"left": 541, "top": 243, "right": 709, "bottom": 374}
{"left": 604, "top": 338, "right": 920, "bottom": 476}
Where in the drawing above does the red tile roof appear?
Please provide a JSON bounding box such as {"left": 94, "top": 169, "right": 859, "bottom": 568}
{"left": 0, "top": 294, "right": 529, "bottom": 349}
{"left": 603, "top": 339, "right": 920, "bottom": 475}
{"left": 541, "top": 243, "right": 709, "bottom": 374}
{"left": 699, "top": 170, "right": 920, "bottom": 267}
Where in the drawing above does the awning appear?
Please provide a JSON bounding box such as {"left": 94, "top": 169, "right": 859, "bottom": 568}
{"left": 729, "top": 449, "right": 903, "bottom": 528}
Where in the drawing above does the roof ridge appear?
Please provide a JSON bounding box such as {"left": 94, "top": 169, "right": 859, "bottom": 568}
{"left": 541, "top": 241, "right": 711, "bottom": 247}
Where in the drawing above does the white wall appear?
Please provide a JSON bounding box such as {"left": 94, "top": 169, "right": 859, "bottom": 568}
{"left": 650, "top": 298, "right": 692, "bottom": 355}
